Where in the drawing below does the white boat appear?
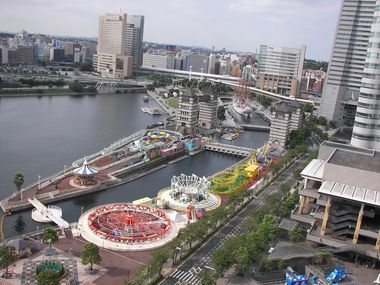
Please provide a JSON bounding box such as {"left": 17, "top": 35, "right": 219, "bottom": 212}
{"left": 232, "top": 97, "right": 252, "bottom": 117}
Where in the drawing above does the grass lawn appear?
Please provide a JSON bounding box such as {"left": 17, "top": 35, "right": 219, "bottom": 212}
{"left": 167, "top": 97, "right": 179, "bottom": 108}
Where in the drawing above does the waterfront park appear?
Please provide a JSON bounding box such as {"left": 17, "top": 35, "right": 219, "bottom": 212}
{"left": 0, "top": 124, "right": 284, "bottom": 284}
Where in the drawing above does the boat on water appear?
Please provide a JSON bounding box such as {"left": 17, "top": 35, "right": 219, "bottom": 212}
{"left": 141, "top": 107, "right": 163, "bottom": 115}
{"left": 232, "top": 102, "right": 252, "bottom": 117}
{"left": 143, "top": 95, "right": 149, "bottom": 102}
{"left": 222, "top": 132, "right": 240, "bottom": 141}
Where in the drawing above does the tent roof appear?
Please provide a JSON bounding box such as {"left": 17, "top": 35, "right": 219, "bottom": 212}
{"left": 73, "top": 159, "right": 98, "bottom": 175}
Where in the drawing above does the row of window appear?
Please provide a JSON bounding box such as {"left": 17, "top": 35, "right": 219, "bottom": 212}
{"left": 354, "top": 121, "right": 380, "bottom": 129}
{"left": 359, "top": 92, "right": 380, "bottom": 99}
{"left": 361, "top": 82, "right": 380, "bottom": 90}
{"left": 358, "top": 102, "right": 380, "bottom": 110}
{"left": 356, "top": 112, "right": 380, "bottom": 119}
{"left": 352, "top": 133, "right": 380, "bottom": 142}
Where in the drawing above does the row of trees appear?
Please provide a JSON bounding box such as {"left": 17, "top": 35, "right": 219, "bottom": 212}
{"left": 18, "top": 78, "right": 65, "bottom": 87}
{"left": 212, "top": 214, "right": 277, "bottom": 276}
{"left": 127, "top": 190, "right": 253, "bottom": 285}
{"left": 69, "top": 81, "right": 97, "bottom": 93}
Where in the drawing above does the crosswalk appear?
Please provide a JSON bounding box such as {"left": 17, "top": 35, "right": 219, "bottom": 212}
{"left": 170, "top": 267, "right": 201, "bottom": 285}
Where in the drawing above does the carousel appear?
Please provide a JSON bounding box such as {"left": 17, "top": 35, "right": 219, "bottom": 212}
{"left": 77, "top": 203, "right": 179, "bottom": 251}
{"left": 158, "top": 174, "right": 221, "bottom": 212}
{"left": 71, "top": 159, "right": 99, "bottom": 187}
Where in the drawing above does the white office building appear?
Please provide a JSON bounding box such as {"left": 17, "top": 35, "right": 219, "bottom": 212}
{"left": 351, "top": 0, "right": 380, "bottom": 150}
{"left": 257, "top": 45, "right": 306, "bottom": 97}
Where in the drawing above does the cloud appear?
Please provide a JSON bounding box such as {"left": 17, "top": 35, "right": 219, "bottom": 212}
{"left": 0, "top": 0, "right": 341, "bottom": 59}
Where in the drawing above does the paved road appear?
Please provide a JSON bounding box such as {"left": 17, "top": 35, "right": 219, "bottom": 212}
{"left": 158, "top": 155, "right": 308, "bottom": 285}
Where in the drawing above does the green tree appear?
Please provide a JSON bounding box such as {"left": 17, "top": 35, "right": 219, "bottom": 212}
{"left": 0, "top": 245, "right": 15, "bottom": 278}
{"left": 198, "top": 270, "right": 217, "bottom": 285}
{"left": 303, "top": 103, "right": 313, "bottom": 113}
{"left": 234, "top": 245, "right": 251, "bottom": 275}
{"left": 36, "top": 268, "right": 60, "bottom": 285}
{"left": 13, "top": 172, "right": 24, "bottom": 200}
{"left": 217, "top": 105, "right": 226, "bottom": 121}
{"left": 289, "top": 224, "right": 304, "bottom": 242}
{"left": 79, "top": 62, "right": 93, "bottom": 72}
{"left": 41, "top": 228, "right": 59, "bottom": 245}
{"left": 212, "top": 248, "right": 231, "bottom": 276}
{"left": 317, "top": 116, "right": 327, "bottom": 126}
{"left": 69, "top": 81, "right": 84, "bottom": 92}
{"left": 81, "top": 243, "right": 102, "bottom": 273}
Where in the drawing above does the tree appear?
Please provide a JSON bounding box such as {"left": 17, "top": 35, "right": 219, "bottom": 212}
{"left": 13, "top": 172, "right": 24, "bottom": 200}
{"left": 289, "top": 224, "right": 304, "bottom": 242}
{"left": 303, "top": 103, "right": 313, "bottom": 113}
{"left": 0, "top": 245, "right": 15, "bottom": 278}
{"left": 41, "top": 228, "right": 59, "bottom": 245}
{"left": 81, "top": 243, "right": 102, "bottom": 273}
{"left": 212, "top": 248, "right": 231, "bottom": 276}
{"left": 69, "top": 81, "right": 84, "bottom": 92}
{"left": 317, "top": 116, "right": 327, "bottom": 126}
{"left": 217, "top": 105, "right": 226, "bottom": 121}
{"left": 36, "top": 268, "right": 60, "bottom": 285}
{"left": 198, "top": 270, "right": 217, "bottom": 285}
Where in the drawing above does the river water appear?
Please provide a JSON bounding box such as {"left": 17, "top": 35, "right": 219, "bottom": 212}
{"left": 0, "top": 93, "right": 268, "bottom": 238}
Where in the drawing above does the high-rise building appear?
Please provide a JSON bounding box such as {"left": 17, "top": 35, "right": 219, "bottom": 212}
{"left": 94, "top": 12, "right": 143, "bottom": 77}
{"left": 125, "top": 15, "right": 144, "bottom": 72}
{"left": 351, "top": 0, "right": 380, "bottom": 150}
{"left": 319, "top": 0, "right": 376, "bottom": 125}
{"left": 268, "top": 101, "right": 302, "bottom": 148}
{"left": 97, "top": 13, "right": 127, "bottom": 54}
{"left": 176, "top": 89, "right": 199, "bottom": 134}
{"left": 257, "top": 45, "right": 306, "bottom": 97}
{"left": 198, "top": 87, "right": 218, "bottom": 130}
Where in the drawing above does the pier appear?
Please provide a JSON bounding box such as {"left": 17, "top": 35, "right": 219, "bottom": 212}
{"left": 204, "top": 142, "right": 252, "bottom": 157}
{"left": 28, "top": 197, "right": 69, "bottom": 228}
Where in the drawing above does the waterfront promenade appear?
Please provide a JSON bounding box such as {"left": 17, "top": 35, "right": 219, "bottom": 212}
{"left": 0, "top": 129, "right": 187, "bottom": 213}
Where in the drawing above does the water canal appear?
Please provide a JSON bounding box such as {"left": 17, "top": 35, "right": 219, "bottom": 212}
{"left": 0, "top": 93, "right": 269, "bottom": 238}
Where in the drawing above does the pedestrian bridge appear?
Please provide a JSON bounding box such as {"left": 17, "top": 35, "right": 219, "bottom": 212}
{"left": 28, "top": 198, "right": 70, "bottom": 229}
{"left": 204, "top": 142, "right": 252, "bottom": 157}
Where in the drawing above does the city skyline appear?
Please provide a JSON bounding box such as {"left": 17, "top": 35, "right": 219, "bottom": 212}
{"left": 1, "top": 0, "right": 341, "bottom": 60}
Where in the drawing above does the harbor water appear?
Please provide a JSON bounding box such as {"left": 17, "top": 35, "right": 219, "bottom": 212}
{"left": 0, "top": 93, "right": 269, "bottom": 238}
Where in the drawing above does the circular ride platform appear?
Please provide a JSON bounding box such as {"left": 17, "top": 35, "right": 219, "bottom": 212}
{"left": 78, "top": 203, "right": 179, "bottom": 251}
{"left": 158, "top": 174, "right": 221, "bottom": 212}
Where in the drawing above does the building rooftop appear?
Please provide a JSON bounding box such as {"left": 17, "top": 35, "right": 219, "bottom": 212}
{"left": 319, "top": 180, "right": 380, "bottom": 207}
{"left": 328, "top": 149, "right": 380, "bottom": 173}
{"left": 273, "top": 100, "right": 301, "bottom": 113}
{"left": 301, "top": 159, "right": 325, "bottom": 180}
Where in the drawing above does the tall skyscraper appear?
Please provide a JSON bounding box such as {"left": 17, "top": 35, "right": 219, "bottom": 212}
{"left": 94, "top": 12, "right": 144, "bottom": 77}
{"left": 351, "top": 0, "right": 380, "bottom": 150}
{"left": 125, "top": 15, "right": 144, "bottom": 72}
{"left": 319, "top": 0, "right": 376, "bottom": 125}
{"left": 256, "top": 45, "right": 306, "bottom": 97}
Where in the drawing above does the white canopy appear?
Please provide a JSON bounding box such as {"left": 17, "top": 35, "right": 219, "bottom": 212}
{"left": 73, "top": 159, "right": 98, "bottom": 175}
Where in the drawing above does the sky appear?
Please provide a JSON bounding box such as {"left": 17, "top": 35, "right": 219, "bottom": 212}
{"left": 0, "top": 0, "right": 341, "bottom": 60}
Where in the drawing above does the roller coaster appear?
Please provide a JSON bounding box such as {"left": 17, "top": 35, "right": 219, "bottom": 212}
{"left": 210, "top": 143, "right": 274, "bottom": 194}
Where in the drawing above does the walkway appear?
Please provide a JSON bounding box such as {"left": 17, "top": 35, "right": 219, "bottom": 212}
{"left": 28, "top": 198, "right": 70, "bottom": 228}
{"left": 204, "top": 142, "right": 252, "bottom": 157}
